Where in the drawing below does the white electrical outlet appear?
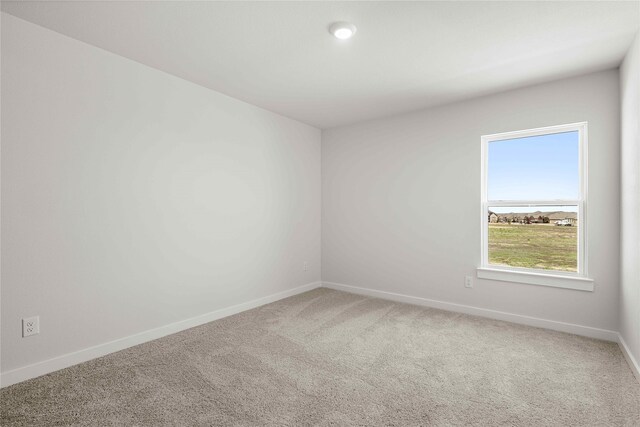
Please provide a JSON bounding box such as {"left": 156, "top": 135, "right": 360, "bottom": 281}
{"left": 22, "top": 316, "right": 39, "bottom": 337}
{"left": 303, "top": 261, "right": 308, "bottom": 271}
{"left": 464, "top": 276, "right": 473, "bottom": 288}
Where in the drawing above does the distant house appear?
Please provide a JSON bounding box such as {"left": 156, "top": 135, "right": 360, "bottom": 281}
{"left": 488, "top": 212, "right": 498, "bottom": 223}
{"left": 555, "top": 218, "right": 577, "bottom": 226}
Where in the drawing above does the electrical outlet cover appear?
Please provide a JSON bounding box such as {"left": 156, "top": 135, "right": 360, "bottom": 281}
{"left": 22, "top": 316, "right": 39, "bottom": 337}
{"left": 464, "top": 276, "right": 473, "bottom": 288}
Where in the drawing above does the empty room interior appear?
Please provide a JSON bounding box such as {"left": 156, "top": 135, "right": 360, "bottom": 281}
{"left": 1, "top": 1, "right": 640, "bottom": 425}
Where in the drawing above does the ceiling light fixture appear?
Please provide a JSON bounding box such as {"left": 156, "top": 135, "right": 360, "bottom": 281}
{"left": 329, "top": 22, "right": 357, "bottom": 40}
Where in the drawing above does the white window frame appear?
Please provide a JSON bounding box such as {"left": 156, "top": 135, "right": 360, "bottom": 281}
{"left": 477, "top": 122, "right": 593, "bottom": 292}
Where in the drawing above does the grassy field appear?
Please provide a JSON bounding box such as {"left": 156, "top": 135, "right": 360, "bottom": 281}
{"left": 488, "top": 223, "right": 577, "bottom": 272}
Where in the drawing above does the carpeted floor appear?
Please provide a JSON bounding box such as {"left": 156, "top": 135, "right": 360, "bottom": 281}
{"left": 1, "top": 288, "right": 639, "bottom": 426}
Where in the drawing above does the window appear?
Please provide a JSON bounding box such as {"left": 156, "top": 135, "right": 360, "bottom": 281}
{"left": 478, "top": 123, "right": 593, "bottom": 291}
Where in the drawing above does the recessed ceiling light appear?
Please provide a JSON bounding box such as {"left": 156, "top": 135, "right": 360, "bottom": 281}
{"left": 329, "top": 22, "right": 357, "bottom": 40}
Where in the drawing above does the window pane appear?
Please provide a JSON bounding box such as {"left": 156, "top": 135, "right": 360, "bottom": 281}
{"left": 488, "top": 131, "right": 579, "bottom": 201}
{"left": 487, "top": 206, "right": 578, "bottom": 272}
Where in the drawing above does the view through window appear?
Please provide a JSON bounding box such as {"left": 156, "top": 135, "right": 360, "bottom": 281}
{"left": 482, "top": 124, "right": 586, "bottom": 274}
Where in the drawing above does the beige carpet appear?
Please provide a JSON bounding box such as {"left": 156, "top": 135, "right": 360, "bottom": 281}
{"left": 1, "top": 288, "right": 639, "bottom": 426}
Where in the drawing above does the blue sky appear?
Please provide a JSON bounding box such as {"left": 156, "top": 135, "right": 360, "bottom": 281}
{"left": 488, "top": 131, "right": 579, "bottom": 202}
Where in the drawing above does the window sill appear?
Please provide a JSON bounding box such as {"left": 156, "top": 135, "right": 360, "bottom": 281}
{"left": 476, "top": 267, "right": 594, "bottom": 292}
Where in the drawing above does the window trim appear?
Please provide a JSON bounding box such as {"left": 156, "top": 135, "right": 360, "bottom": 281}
{"left": 478, "top": 122, "right": 593, "bottom": 291}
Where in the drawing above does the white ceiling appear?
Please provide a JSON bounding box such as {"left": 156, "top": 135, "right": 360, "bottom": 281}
{"left": 2, "top": 1, "right": 638, "bottom": 129}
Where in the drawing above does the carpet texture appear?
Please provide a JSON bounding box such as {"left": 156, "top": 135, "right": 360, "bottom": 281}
{"left": 1, "top": 288, "right": 639, "bottom": 426}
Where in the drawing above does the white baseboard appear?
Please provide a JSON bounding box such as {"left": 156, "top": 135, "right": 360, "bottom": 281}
{"left": 618, "top": 334, "right": 640, "bottom": 383}
{"left": 0, "top": 281, "right": 322, "bottom": 388}
{"left": 4, "top": 281, "right": 633, "bottom": 388}
{"left": 322, "top": 281, "right": 619, "bottom": 342}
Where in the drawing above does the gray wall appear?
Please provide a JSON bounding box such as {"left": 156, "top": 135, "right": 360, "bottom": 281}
{"left": 322, "top": 70, "right": 620, "bottom": 331}
{"left": 620, "top": 31, "right": 640, "bottom": 368}
{"left": 1, "top": 13, "right": 321, "bottom": 373}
